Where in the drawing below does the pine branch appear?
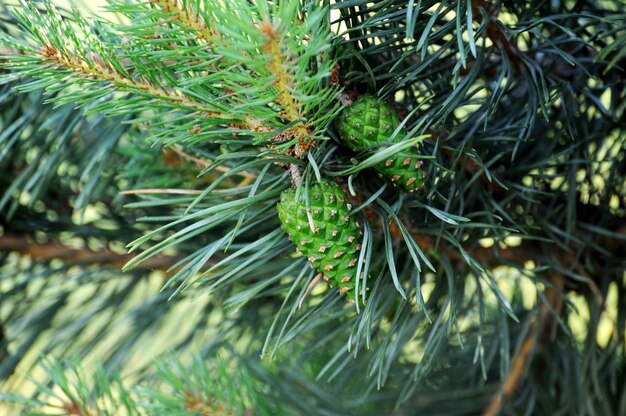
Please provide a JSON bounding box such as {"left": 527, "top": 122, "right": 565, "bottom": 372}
{"left": 1, "top": 0, "right": 340, "bottom": 154}
{"left": 0, "top": 233, "right": 188, "bottom": 270}
{"left": 37, "top": 44, "right": 224, "bottom": 118}
{"left": 2, "top": 0, "right": 625, "bottom": 413}
{"left": 261, "top": 21, "right": 303, "bottom": 122}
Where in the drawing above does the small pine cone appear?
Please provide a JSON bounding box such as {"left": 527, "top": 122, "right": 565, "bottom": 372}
{"left": 277, "top": 178, "right": 365, "bottom": 302}
{"left": 336, "top": 96, "right": 425, "bottom": 191}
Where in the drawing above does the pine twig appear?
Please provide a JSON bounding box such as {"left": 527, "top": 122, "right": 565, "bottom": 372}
{"left": 167, "top": 146, "right": 258, "bottom": 182}
{"left": 298, "top": 272, "right": 323, "bottom": 309}
{"left": 259, "top": 20, "right": 315, "bottom": 157}
{"left": 151, "top": 0, "right": 216, "bottom": 43}
{"left": 183, "top": 393, "right": 235, "bottom": 416}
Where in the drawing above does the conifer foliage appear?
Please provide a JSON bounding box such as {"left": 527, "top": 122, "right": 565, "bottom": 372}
{"left": 1, "top": 0, "right": 626, "bottom": 415}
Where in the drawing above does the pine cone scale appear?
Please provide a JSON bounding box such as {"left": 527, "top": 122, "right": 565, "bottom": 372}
{"left": 277, "top": 179, "right": 364, "bottom": 301}
{"left": 336, "top": 96, "right": 425, "bottom": 191}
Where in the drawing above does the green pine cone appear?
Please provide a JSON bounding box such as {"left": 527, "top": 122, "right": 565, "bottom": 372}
{"left": 336, "top": 96, "right": 425, "bottom": 191}
{"left": 277, "top": 179, "right": 365, "bottom": 302}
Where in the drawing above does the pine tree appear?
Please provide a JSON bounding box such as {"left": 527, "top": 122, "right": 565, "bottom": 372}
{"left": 1, "top": 0, "right": 625, "bottom": 415}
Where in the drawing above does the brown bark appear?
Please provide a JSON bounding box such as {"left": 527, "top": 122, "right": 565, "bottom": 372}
{"left": 472, "top": 0, "right": 523, "bottom": 68}
{"left": 483, "top": 274, "right": 565, "bottom": 416}
{"left": 0, "top": 234, "right": 181, "bottom": 271}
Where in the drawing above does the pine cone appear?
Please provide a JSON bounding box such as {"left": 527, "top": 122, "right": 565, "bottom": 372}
{"left": 336, "top": 96, "right": 425, "bottom": 191}
{"left": 277, "top": 178, "right": 365, "bottom": 301}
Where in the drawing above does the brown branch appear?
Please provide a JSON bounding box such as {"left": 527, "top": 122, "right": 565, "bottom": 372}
{"left": 0, "top": 320, "right": 7, "bottom": 363}
{"left": 0, "top": 234, "right": 182, "bottom": 271}
{"left": 472, "top": 0, "right": 523, "bottom": 68}
{"left": 120, "top": 188, "right": 204, "bottom": 195}
{"left": 483, "top": 323, "right": 537, "bottom": 416}
{"left": 483, "top": 274, "right": 564, "bottom": 416}
{"left": 62, "top": 402, "right": 91, "bottom": 416}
